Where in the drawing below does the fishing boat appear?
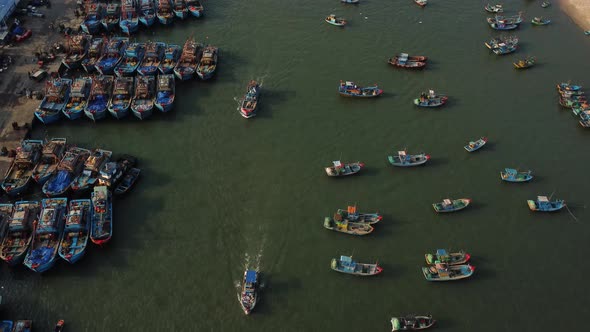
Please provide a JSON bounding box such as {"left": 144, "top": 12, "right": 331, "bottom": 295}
{"left": 58, "top": 199, "right": 91, "bottom": 263}
{"left": 513, "top": 56, "right": 536, "bottom": 69}
{"left": 414, "top": 90, "right": 447, "bottom": 107}
{"left": 34, "top": 78, "right": 72, "bottom": 124}
{"left": 107, "top": 76, "right": 134, "bottom": 119}
{"left": 159, "top": 44, "right": 181, "bottom": 74}
{"left": 32, "top": 138, "right": 67, "bottom": 185}
{"left": 585, "top": 31, "right": 590, "bottom": 36}
{"left": 157, "top": 0, "right": 174, "bottom": 25}
{"left": 432, "top": 198, "right": 471, "bottom": 213}
{"left": 388, "top": 53, "right": 427, "bottom": 69}
{"left": 484, "top": 4, "right": 503, "bottom": 13}
{"left": 101, "top": 3, "right": 120, "bottom": 31}
{"left": 0, "top": 201, "right": 40, "bottom": 265}
{"left": 173, "top": 0, "right": 188, "bottom": 19}
{"left": 139, "top": 0, "right": 157, "bottom": 26}
{"left": 1, "top": 140, "right": 44, "bottom": 196}
{"left": 324, "top": 215, "right": 374, "bottom": 235}
{"left": 492, "top": 42, "right": 518, "bottom": 55}
{"left": 387, "top": 150, "right": 430, "bottom": 167}
{"left": 239, "top": 270, "right": 259, "bottom": 315}
{"left": 115, "top": 42, "right": 145, "bottom": 77}
{"left": 54, "top": 320, "right": 65, "bottom": 332}
{"left": 71, "top": 149, "right": 113, "bottom": 193}
{"left": 61, "top": 34, "right": 89, "bottom": 70}
{"left": 96, "top": 36, "right": 129, "bottom": 75}
{"left": 0, "top": 321, "right": 13, "bottom": 332}
{"left": 579, "top": 111, "right": 590, "bottom": 128}
{"left": 527, "top": 196, "right": 565, "bottom": 212}
{"left": 63, "top": 77, "right": 92, "bottom": 120}
{"left": 422, "top": 263, "right": 474, "bottom": 281}
{"left": 114, "top": 168, "right": 141, "bottom": 195}
{"left": 557, "top": 83, "right": 582, "bottom": 91}
{"left": 196, "top": 45, "right": 218, "bottom": 80}
{"left": 23, "top": 197, "right": 67, "bottom": 273}
{"left": 532, "top": 17, "right": 551, "bottom": 26}
{"left": 80, "top": 2, "right": 103, "bottom": 35}
{"left": 338, "top": 81, "right": 382, "bottom": 97}
{"left": 131, "top": 75, "right": 156, "bottom": 119}
{"left": 81, "top": 37, "right": 107, "bottom": 73}
{"left": 487, "top": 13, "right": 524, "bottom": 25}
{"left": 325, "top": 160, "right": 364, "bottom": 177}
{"left": 239, "top": 80, "right": 260, "bottom": 118}
{"left": 0, "top": 204, "right": 14, "bottom": 244}
{"left": 155, "top": 74, "right": 175, "bottom": 112}
{"left": 484, "top": 36, "right": 518, "bottom": 50}
{"left": 138, "top": 41, "right": 166, "bottom": 76}
{"left": 541, "top": 1, "right": 550, "bottom": 8}
{"left": 11, "top": 320, "right": 32, "bottom": 332}
{"left": 85, "top": 75, "right": 114, "bottom": 121}
{"left": 500, "top": 168, "right": 533, "bottom": 182}
{"left": 120, "top": 0, "right": 140, "bottom": 35}
{"left": 414, "top": 0, "right": 427, "bottom": 7}
{"left": 335, "top": 205, "right": 382, "bottom": 224}
{"left": 425, "top": 249, "right": 470, "bottom": 266}
{"left": 331, "top": 255, "right": 382, "bottom": 276}
{"left": 325, "top": 14, "right": 346, "bottom": 26}
{"left": 42, "top": 147, "right": 91, "bottom": 197}
{"left": 490, "top": 22, "right": 519, "bottom": 30}
{"left": 464, "top": 137, "right": 487, "bottom": 152}
{"left": 341, "top": 0, "right": 359, "bottom": 3}
{"left": 98, "top": 155, "right": 137, "bottom": 188}
{"left": 187, "top": 0, "right": 204, "bottom": 17}
{"left": 174, "top": 37, "right": 201, "bottom": 80}
{"left": 90, "top": 186, "right": 113, "bottom": 245}
{"left": 391, "top": 315, "right": 435, "bottom": 331}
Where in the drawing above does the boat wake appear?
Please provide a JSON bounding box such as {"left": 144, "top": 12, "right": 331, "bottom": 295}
{"left": 235, "top": 236, "right": 267, "bottom": 291}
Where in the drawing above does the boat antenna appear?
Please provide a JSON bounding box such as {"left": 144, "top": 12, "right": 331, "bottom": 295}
{"left": 548, "top": 190, "right": 555, "bottom": 200}
{"left": 565, "top": 205, "right": 579, "bottom": 223}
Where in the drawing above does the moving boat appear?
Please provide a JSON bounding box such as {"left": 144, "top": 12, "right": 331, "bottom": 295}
{"left": 464, "top": 137, "right": 487, "bottom": 152}
{"left": 63, "top": 77, "right": 92, "bottom": 120}
{"left": 62, "top": 34, "right": 89, "bottom": 70}
{"left": 425, "top": 249, "right": 470, "bottom": 266}
{"left": 115, "top": 42, "right": 146, "bottom": 77}
{"left": 98, "top": 155, "right": 137, "bottom": 188}
{"left": 527, "top": 195, "right": 565, "bottom": 212}
{"left": 239, "top": 270, "right": 259, "bottom": 315}
{"left": 338, "top": 81, "right": 382, "bottom": 97}
{"left": 0, "top": 201, "right": 40, "bottom": 265}
{"left": 81, "top": 37, "right": 107, "bottom": 73}
{"left": 32, "top": 138, "right": 67, "bottom": 185}
{"left": 325, "top": 160, "right": 364, "bottom": 177}
{"left": 34, "top": 78, "right": 72, "bottom": 124}
{"left": 432, "top": 198, "right": 471, "bottom": 213}
{"left": 331, "top": 255, "right": 382, "bottom": 276}
{"left": 173, "top": 0, "right": 188, "bottom": 19}
{"left": 484, "top": 4, "right": 503, "bottom": 13}
{"left": 85, "top": 75, "right": 114, "bottom": 121}
{"left": 114, "top": 168, "right": 141, "bottom": 195}
{"left": 422, "top": 263, "right": 474, "bottom": 281}
{"left": 159, "top": 44, "right": 182, "bottom": 74}
{"left": 96, "top": 37, "right": 129, "bottom": 75}
{"left": 108, "top": 76, "right": 134, "bottom": 119}
{"left": 71, "top": 149, "right": 113, "bottom": 193}
{"left": 80, "top": 2, "right": 103, "bottom": 35}
{"left": 325, "top": 14, "right": 346, "bottom": 26}
{"left": 155, "top": 74, "right": 175, "bottom": 112}
{"left": 54, "top": 320, "right": 65, "bottom": 332}
{"left": 139, "top": 0, "right": 157, "bottom": 26}
{"left": 23, "top": 197, "right": 67, "bottom": 273}
{"left": 415, "top": 0, "right": 427, "bottom": 7}
{"left": 42, "top": 147, "right": 91, "bottom": 197}
{"left": 157, "top": 0, "right": 174, "bottom": 25}
{"left": 11, "top": 320, "right": 32, "bottom": 332}
{"left": 187, "top": 0, "right": 204, "bottom": 17}
{"left": 388, "top": 53, "right": 427, "bottom": 69}
{"left": 131, "top": 76, "right": 156, "bottom": 119}
{"left": 513, "top": 56, "right": 536, "bottom": 69}
{"left": 196, "top": 45, "right": 218, "bottom": 80}
{"left": 58, "top": 199, "right": 91, "bottom": 263}
{"left": 101, "top": 3, "right": 120, "bottom": 31}
{"left": 1, "top": 140, "right": 44, "bottom": 196}
{"left": 120, "top": 0, "right": 140, "bottom": 35}
{"left": 414, "top": 90, "right": 447, "bottom": 107}
{"left": 391, "top": 316, "right": 435, "bottom": 331}
{"left": 335, "top": 205, "right": 382, "bottom": 224}
{"left": 324, "top": 215, "right": 374, "bottom": 235}
{"left": 90, "top": 186, "right": 113, "bottom": 245}
{"left": 174, "top": 36, "right": 201, "bottom": 80}
{"left": 239, "top": 80, "right": 260, "bottom": 118}
{"left": 138, "top": 41, "right": 167, "bottom": 76}
{"left": 500, "top": 168, "right": 533, "bottom": 182}
{"left": 387, "top": 150, "right": 429, "bottom": 167}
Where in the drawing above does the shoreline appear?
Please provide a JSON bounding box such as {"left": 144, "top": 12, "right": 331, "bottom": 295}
{"left": 560, "top": 0, "right": 590, "bottom": 31}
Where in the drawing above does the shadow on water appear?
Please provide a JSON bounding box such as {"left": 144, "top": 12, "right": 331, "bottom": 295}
{"left": 435, "top": 316, "right": 456, "bottom": 330}
{"left": 216, "top": 49, "right": 250, "bottom": 82}
{"left": 425, "top": 157, "right": 448, "bottom": 168}
{"left": 254, "top": 89, "right": 291, "bottom": 119}
{"left": 254, "top": 276, "right": 303, "bottom": 314}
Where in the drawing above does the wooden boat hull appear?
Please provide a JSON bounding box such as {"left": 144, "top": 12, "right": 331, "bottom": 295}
{"left": 188, "top": 5, "right": 203, "bottom": 18}
{"left": 114, "top": 168, "right": 140, "bottom": 195}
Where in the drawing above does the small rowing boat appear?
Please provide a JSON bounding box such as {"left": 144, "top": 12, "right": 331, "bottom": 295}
{"left": 531, "top": 17, "right": 551, "bottom": 26}
{"left": 500, "top": 168, "right": 533, "bottom": 182}
{"left": 324, "top": 215, "right": 374, "bottom": 235}
{"left": 338, "top": 81, "right": 382, "bottom": 97}
{"left": 432, "top": 198, "right": 471, "bottom": 213}
{"left": 527, "top": 195, "right": 565, "bottom": 212}
{"left": 414, "top": 90, "right": 447, "bottom": 107}
{"left": 54, "top": 320, "right": 65, "bottom": 332}
{"left": 325, "top": 160, "right": 364, "bottom": 177}
{"left": 391, "top": 315, "right": 435, "bottom": 331}
{"left": 331, "top": 255, "right": 382, "bottom": 276}
{"left": 422, "top": 263, "right": 474, "bottom": 281}
{"left": 325, "top": 14, "right": 346, "bottom": 26}
{"left": 239, "top": 270, "right": 259, "bottom": 315}
{"left": 464, "top": 137, "right": 487, "bottom": 152}
{"left": 387, "top": 150, "right": 429, "bottom": 167}
{"left": 239, "top": 80, "right": 260, "bottom": 118}
{"left": 425, "top": 249, "right": 470, "bottom": 266}
{"left": 58, "top": 199, "right": 91, "bottom": 264}
{"left": 541, "top": 1, "right": 550, "bottom": 8}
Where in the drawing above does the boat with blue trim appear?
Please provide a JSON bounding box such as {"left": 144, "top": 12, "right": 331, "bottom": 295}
{"left": 490, "top": 22, "right": 518, "bottom": 30}
{"left": 324, "top": 214, "right": 374, "bottom": 235}
{"left": 108, "top": 76, "right": 134, "bottom": 119}
{"left": 196, "top": 45, "right": 218, "bottom": 80}
{"left": 500, "top": 168, "right": 533, "bottom": 182}
{"left": 85, "top": 75, "right": 114, "bottom": 121}
{"left": 58, "top": 199, "right": 91, "bottom": 264}
{"left": 422, "top": 262, "right": 474, "bottom": 281}
{"left": 139, "top": 0, "right": 157, "bottom": 26}
{"left": 1, "top": 140, "right": 43, "bottom": 196}
{"left": 174, "top": 36, "right": 201, "bottom": 80}
{"left": 63, "top": 77, "right": 92, "bottom": 120}
{"left": 492, "top": 42, "right": 518, "bottom": 55}
{"left": 579, "top": 110, "right": 590, "bottom": 128}
{"left": 120, "top": 0, "right": 140, "bottom": 35}
{"left": 96, "top": 36, "right": 129, "bottom": 75}
{"left": 464, "top": 137, "right": 487, "bottom": 152}
{"left": 187, "top": 0, "right": 204, "bottom": 17}
{"left": 239, "top": 270, "right": 259, "bottom": 315}
{"left": 387, "top": 150, "right": 430, "bottom": 167}
{"left": 115, "top": 42, "right": 145, "bottom": 77}
{"left": 335, "top": 205, "right": 382, "bottom": 224}
{"left": 487, "top": 12, "right": 524, "bottom": 25}
{"left": 173, "top": 0, "right": 188, "bottom": 19}
{"left": 325, "top": 160, "right": 364, "bottom": 176}
{"left": 114, "top": 168, "right": 141, "bottom": 195}
{"left": 331, "top": 255, "right": 383, "bottom": 276}
{"left": 425, "top": 249, "right": 470, "bottom": 266}
{"left": 325, "top": 14, "right": 347, "bottom": 26}
{"left": 157, "top": 0, "right": 174, "bottom": 25}
{"left": 81, "top": 37, "right": 107, "bottom": 73}
{"left": 131, "top": 76, "right": 156, "bottom": 119}
{"left": 155, "top": 74, "right": 175, "bottom": 112}
{"left": 239, "top": 80, "right": 260, "bottom": 118}
{"left": 0, "top": 321, "right": 13, "bottom": 332}
{"left": 42, "top": 147, "right": 91, "bottom": 197}
{"left": 61, "top": 34, "right": 90, "bottom": 70}
{"left": 11, "top": 320, "right": 32, "bottom": 332}
{"left": 0, "top": 201, "right": 40, "bottom": 265}
{"left": 138, "top": 41, "right": 166, "bottom": 76}
{"left": 338, "top": 81, "right": 382, "bottom": 97}
{"left": 557, "top": 82, "right": 582, "bottom": 92}
{"left": 101, "top": 3, "right": 120, "bottom": 31}
{"left": 159, "top": 44, "right": 181, "bottom": 74}
{"left": 23, "top": 198, "right": 67, "bottom": 273}
{"left": 484, "top": 3, "right": 503, "bottom": 13}
{"left": 71, "top": 149, "right": 113, "bottom": 193}
{"left": 532, "top": 17, "right": 551, "bottom": 26}
{"left": 80, "top": 2, "right": 103, "bottom": 35}
{"left": 414, "top": 90, "right": 447, "bottom": 107}
{"left": 32, "top": 138, "right": 67, "bottom": 185}
{"left": 432, "top": 198, "right": 471, "bottom": 213}
{"left": 527, "top": 195, "right": 565, "bottom": 212}
{"left": 90, "top": 186, "right": 113, "bottom": 245}
{"left": 34, "top": 78, "right": 72, "bottom": 124}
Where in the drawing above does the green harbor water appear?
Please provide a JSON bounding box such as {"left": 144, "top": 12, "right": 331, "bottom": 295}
{"left": 3, "top": 0, "right": 590, "bottom": 330}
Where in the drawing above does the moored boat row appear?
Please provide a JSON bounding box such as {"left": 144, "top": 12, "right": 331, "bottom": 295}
{"left": 556, "top": 82, "right": 589, "bottom": 128}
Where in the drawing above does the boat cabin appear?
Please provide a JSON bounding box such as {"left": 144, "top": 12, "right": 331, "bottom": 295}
{"left": 158, "top": 76, "right": 172, "bottom": 91}
{"left": 85, "top": 150, "right": 109, "bottom": 172}
{"left": 442, "top": 199, "right": 452, "bottom": 207}
{"left": 244, "top": 270, "right": 257, "bottom": 287}
{"left": 65, "top": 208, "right": 84, "bottom": 230}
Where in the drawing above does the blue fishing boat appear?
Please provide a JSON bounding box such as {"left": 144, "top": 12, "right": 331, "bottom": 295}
{"left": 131, "top": 76, "right": 156, "bottom": 119}
{"left": 63, "top": 77, "right": 92, "bottom": 120}
{"left": 108, "top": 76, "right": 134, "bottom": 119}
{"left": 157, "top": 0, "right": 174, "bottom": 25}
{"left": 464, "top": 137, "right": 487, "bottom": 152}
{"left": 81, "top": 37, "right": 107, "bottom": 73}
{"left": 239, "top": 80, "right": 260, "bottom": 118}
{"left": 115, "top": 42, "right": 145, "bottom": 77}
{"left": 95, "top": 36, "right": 129, "bottom": 75}
{"left": 71, "top": 149, "right": 113, "bottom": 193}
{"left": 527, "top": 195, "right": 565, "bottom": 212}
{"left": 579, "top": 110, "right": 590, "bottom": 128}
{"left": 23, "top": 198, "right": 67, "bottom": 273}
{"left": 80, "top": 2, "right": 103, "bottom": 35}
{"left": 557, "top": 82, "right": 582, "bottom": 91}
{"left": 120, "top": 0, "right": 140, "bottom": 35}
{"left": 173, "top": 0, "right": 188, "bottom": 19}
{"left": 58, "top": 199, "right": 91, "bottom": 264}
{"left": 32, "top": 138, "right": 67, "bottom": 185}
{"left": 196, "top": 45, "right": 218, "bottom": 80}
{"left": 155, "top": 74, "right": 175, "bottom": 112}
{"left": 139, "top": 0, "right": 157, "bottom": 26}
{"left": 42, "top": 147, "right": 91, "bottom": 197}
{"left": 90, "top": 186, "right": 113, "bottom": 245}
{"left": 239, "top": 270, "right": 259, "bottom": 315}
{"left": 0, "top": 321, "right": 13, "bottom": 332}
{"left": 174, "top": 36, "right": 201, "bottom": 80}
{"left": 500, "top": 168, "right": 533, "bottom": 182}
{"left": 422, "top": 263, "right": 474, "bottom": 281}
{"left": 0, "top": 201, "right": 40, "bottom": 265}
{"left": 187, "top": 0, "right": 204, "bottom": 17}
{"left": 101, "top": 3, "right": 120, "bottom": 31}
{"left": 338, "top": 81, "right": 383, "bottom": 97}
{"left": 330, "top": 255, "right": 383, "bottom": 276}
{"left": 11, "top": 320, "right": 32, "bottom": 332}
{"left": 138, "top": 41, "right": 167, "bottom": 76}
{"left": 34, "top": 78, "right": 72, "bottom": 124}
{"left": 158, "top": 44, "right": 181, "bottom": 74}
{"left": 61, "top": 34, "right": 90, "bottom": 70}
{"left": 1, "top": 140, "right": 44, "bottom": 196}
{"left": 387, "top": 150, "right": 430, "bottom": 167}
{"left": 85, "top": 75, "right": 114, "bottom": 121}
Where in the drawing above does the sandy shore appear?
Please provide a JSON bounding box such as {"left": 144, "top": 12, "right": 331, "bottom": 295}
{"left": 560, "top": 0, "right": 590, "bottom": 31}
